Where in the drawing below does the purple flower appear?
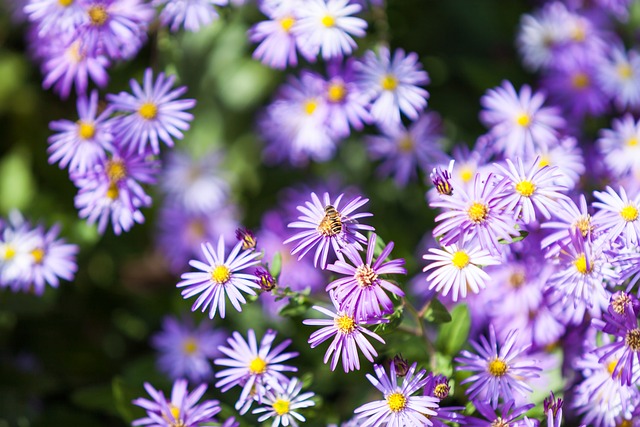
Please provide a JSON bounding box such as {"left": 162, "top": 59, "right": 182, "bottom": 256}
{"left": 132, "top": 379, "right": 221, "bottom": 427}
{"left": 154, "top": 0, "right": 227, "bottom": 32}
{"left": 593, "top": 186, "right": 640, "bottom": 246}
{"left": 327, "top": 233, "right": 405, "bottom": 320}
{"left": 177, "top": 236, "right": 262, "bottom": 319}
{"left": 422, "top": 374, "right": 465, "bottom": 427}
{"left": 284, "top": 191, "right": 373, "bottom": 269}
{"left": 48, "top": 90, "right": 113, "bottom": 173}
{"left": 214, "top": 329, "right": 298, "bottom": 413}
{"left": 302, "top": 292, "right": 386, "bottom": 372}
{"left": 323, "top": 59, "right": 371, "bottom": 137}
{"left": 107, "top": 68, "right": 196, "bottom": 155}
{"left": 151, "top": 315, "right": 226, "bottom": 382}
{"left": 540, "top": 194, "right": 596, "bottom": 255}
{"left": 353, "top": 362, "right": 439, "bottom": 426}
{"left": 252, "top": 377, "right": 316, "bottom": 426}
{"left": 597, "top": 114, "right": 640, "bottom": 178}
{"left": 529, "top": 135, "right": 585, "bottom": 190}
{"left": 465, "top": 399, "right": 535, "bottom": 427}
{"left": 72, "top": 148, "right": 159, "bottom": 235}
{"left": 24, "top": 0, "right": 85, "bottom": 37}
{"left": 356, "top": 47, "right": 429, "bottom": 127}
{"left": 597, "top": 44, "right": 640, "bottom": 111}
{"left": 455, "top": 325, "right": 541, "bottom": 408}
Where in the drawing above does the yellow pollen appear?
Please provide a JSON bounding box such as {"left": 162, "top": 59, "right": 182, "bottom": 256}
{"left": 31, "top": 248, "right": 45, "bottom": 264}
{"left": 509, "top": 271, "right": 525, "bottom": 288}
{"left": 170, "top": 405, "right": 180, "bottom": 421}
{"left": 386, "top": 392, "right": 407, "bottom": 412}
{"left": 538, "top": 156, "right": 550, "bottom": 168}
{"left": 460, "top": 167, "right": 474, "bottom": 183}
{"left": 187, "top": 219, "right": 206, "bottom": 239}
{"left": 467, "top": 202, "right": 489, "bottom": 224}
{"left": 321, "top": 14, "right": 335, "bottom": 27}
{"left": 491, "top": 418, "right": 509, "bottom": 427}
{"left": 183, "top": 338, "right": 198, "bottom": 355}
{"left": 488, "top": 358, "right": 508, "bottom": 377}
{"left": 433, "top": 383, "right": 449, "bottom": 399}
{"left": 88, "top": 5, "right": 108, "bottom": 26}
{"left": 273, "top": 398, "right": 290, "bottom": 416}
{"left": 58, "top": 0, "right": 73, "bottom": 7}
{"left": 515, "top": 113, "right": 530, "bottom": 127}
{"left": 106, "top": 159, "right": 126, "bottom": 183}
{"left": 303, "top": 99, "right": 318, "bottom": 115}
{"left": 627, "top": 137, "right": 638, "bottom": 147}
{"left": 335, "top": 314, "right": 356, "bottom": 334}
{"left": 619, "top": 420, "right": 633, "bottom": 427}
{"left": 67, "top": 42, "right": 83, "bottom": 63}
{"left": 327, "top": 82, "right": 346, "bottom": 103}
{"left": 249, "top": 357, "right": 267, "bottom": 374}
{"left": 355, "top": 264, "right": 378, "bottom": 288}
{"left": 280, "top": 16, "right": 295, "bottom": 32}
{"left": 573, "top": 253, "right": 592, "bottom": 275}
{"left": 106, "top": 183, "right": 119, "bottom": 200}
{"left": 211, "top": 265, "right": 231, "bottom": 284}
{"left": 77, "top": 121, "right": 96, "bottom": 140}
{"left": 626, "top": 328, "right": 640, "bottom": 351}
{"left": 571, "top": 25, "right": 586, "bottom": 42}
{"left": 571, "top": 72, "right": 590, "bottom": 89}
{"left": 398, "top": 135, "right": 414, "bottom": 153}
{"left": 618, "top": 63, "right": 633, "bottom": 79}
{"left": 3, "top": 246, "right": 16, "bottom": 260}
{"left": 620, "top": 205, "right": 639, "bottom": 222}
{"left": 381, "top": 74, "right": 398, "bottom": 91}
{"left": 138, "top": 102, "right": 158, "bottom": 120}
{"left": 607, "top": 359, "right": 619, "bottom": 375}
{"left": 515, "top": 180, "right": 536, "bottom": 197}
{"left": 575, "top": 216, "right": 593, "bottom": 237}
{"left": 451, "top": 251, "right": 470, "bottom": 269}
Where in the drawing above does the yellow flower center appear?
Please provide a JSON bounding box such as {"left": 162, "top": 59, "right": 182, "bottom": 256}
{"left": 381, "top": 74, "right": 398, "bottom": 91}
{"left": 491, "top": 417, "right": 509, "bottom": 427}
{"left": 618, "top": 420, "right": 632, "bottom": 427}
{"left": 574, "top": 216, "right": 593, "bottom": 238}
{"left": 451, "top": 250, "right": 470, "bottom": 269}
{"left": 571, "top": 25, "right": 586, "bottom": 42}
{"left": 573, "top": 253, "right": 592, "bottom": 275}
{"left": 106, "top": 159, "right": 126, "bottom": 183}
{"left": 58, "top": 0, "right": 73, "bottom": 7}
{"left": 303, "top": 99, "right": 318, "bottom": 115}
{"left": 355, "top": 264, "right": 378, "bottom": 288}
{"left": 467, "top": 202, "right": 489, "bottom": 224}
{"left": 106, "top": 183, "right": 119, "bottom": 200}
{"left": 571, "top": 72, "right": 590, "bottom": 89}
{"left": 211, "top": 265, "right": 231, "bottom": 284}
{"left": 618, "top": 63, "right": 633, "bottom": 79}
{"left": 433, "top": 383, "right": 449, "bottom": 399}
{"left": 626, "top": 328, "right": 640, "bottom": 351}
{"left": 31, "top": 248, "right": 45, "bottom": 264}
{"left": 249, "top": 357, "right": 267, "bottom": 374}
{"left": 3, "top": 246, "right": 16, "bottom": 260}
{"left": 386, "top": 392, "right": 407, "bottom": 412}
{"left": 273, "top": 398, "right": 290, "bottom": 415}
{"left": 509, "top": 271, "right": 525, "bottom": 288}
{"left": 335, "top": 314, "right": 356, "bottom": 334}
{"left": 321, "top": 14, "right": 335, "bottom": 27}
{"left": 515, "top": 113, "right": 530, "bottom": 127}
{"left": 620, "top": 205, "right": 639, "bottom": 222}
{"left": 607, "top": 359, "right": 619, "bottom": 375}
{"left": 538, "top": 156, "right": 550, "bottom": 168}
{"left": 183, "top": 338, "right": 198, "bottom": 355}
{"left": 327, "top": 82, "right": 346, "bottom": 103}
{"left": 488, "top": 358, "right": 508, "bottom": 377}
{"left": 460, "top": 167, "right": 474, "bottom": 183}
{"left": 187, "top": 219, "right": 206, "bottom": 239}
{"left": 627, "top": 137, "right": 638, "bottom": 147}
{"left": 88, "top": 5, "right": 108, "bottom": 26}
{"left": 280, "top": 16, "right": 295, "bottom": 32}
{"left": 515, "top": 180, "right": 536, "bottom": 197}
{"left": 77, "top": 121, "right": 96, "bottom": 140}
{"left": 170, "top": 405, "right": 180, "bottom": 421}
{"left": 67, "top": 42, "right": 83, "bottom": 63}
{"left": 398, "top": 135, "right": 414, "bottom": 153}
{"left": 138, "top": 102, "right": 158, "bottom": 120}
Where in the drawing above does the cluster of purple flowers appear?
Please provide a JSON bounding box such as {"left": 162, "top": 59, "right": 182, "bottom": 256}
{"left": 47, "top": 69, "right": 195, "bottom": 235}
{"left": 0, "top": 210, "right": 78, "bottom": 295}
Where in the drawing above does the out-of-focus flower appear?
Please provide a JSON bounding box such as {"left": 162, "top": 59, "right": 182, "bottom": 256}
{"left": 154, "top": 0, "right": 227, "bottom": 32}
{"left": 597, "top": 45, "right": 640, "bottom": 111}
{"left": 597, "top": 115, "right": 640, "bottom": 178}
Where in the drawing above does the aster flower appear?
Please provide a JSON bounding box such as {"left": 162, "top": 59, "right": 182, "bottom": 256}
{"left": 0, "top": 212, "right": 38, "bottom": 289}
{"left": 326, "top": 233, "right": 405, "bottom": 320}
{"left": 455, "top": 325, "right": 541, "bottom": 408}
{"left": 541, "top": 194, "right": 596, "bottom": 255}
{"left": 154, "top": 0, "right": 227, "bottom": 32}
{"left": 593, "top": 186, "right": 640, "bottom": 246}
{"left": 48, "top": 90, "right": 113, "bottom": 174}
{"left": 353, "top": 362, "right": 439, "bottom": 426}
{"left": 544, "top": 392, "right": 563, "bottom": 427}
{"left": 252, "top": 377, "right": 316, "bottom": 427}
{"left": 598, "top": 45, "right": 640, "bottom": 111}
{"left": 214, "top": 329, "right": 298, "bottom": 412}
{"left": 431, "top": 173, "right": 519, "bottom": 255}
{"left": 72, "top": 148, "right": 159, "bottom": 235}
{"left": 356, "top": 47, "right": 429, "bottom": 127}
{"left": 177, "top": 236, "right": 262, "bottom": 319}
{"left": 294, "top": 0, "right": 367, "bottom": 60}
{"left": 493, "top": 157, "right": 568, "bottom": 224}
{"left": 285, "top": 192, "right": 373, "bottom": 269}
{"left": 107, "top": 68, "right": 196, "bottom": 155}
{"left": 516, "top": 3, "right": 569, "bottom": 71}
{"left": 132, "top": 379, "right": 221, "bottom": 427}
{"left": 151, "top": 315, "right": 226, "bottom": 382}
{"left": 422, "top": 373, "right": 465, "bottom": 427}
{"left": 597, "top": 115, "right": 640, "bottom": 178}
{"left": 302, "top": 292, "right": 386, "bottom": 372}
{"left": 24, "top": 0, "right": 85, "bottom": 37}
{"left": 366, "top": 111, "right": 446, "bottom": 187}
{"left": 465, "top": 399, "right": 535, "bottom": 427}
{"left": 529, "top": 135, "right": 585, "bottom": 190}
{"left": 422, "top": 241, "right": 501, "bottom": 302}
{"left": 480, "top": 80, "right": 565, "bottom": 158}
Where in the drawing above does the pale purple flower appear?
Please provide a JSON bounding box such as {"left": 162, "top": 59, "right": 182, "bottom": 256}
{"left": 177, "top": 236, "right": 262, "bottom": 319}
{"left": 356, "top": 47, "right": 429, "bottom": 127}
{"left": 541, "top": 194, "right": 596, "bottom": 255}
{"left": 132, "top": 379, "right": 220, "bottom": 427}
{"left": 593, "top": 186, "right": 640, "bottom": 246}
{"left": 284, "top": 191, "right": 373, "bottom": 269}
{"left": 302, "top": 292, "right": 386, "bottom": 372}
{"left": 24, "top": 0, "right": 85, "bottom": 37}
{"left": 597, "top": 115, "right": 640, "bottom": 178}
{"left": 0, "top": 212, "right": 38, "bottom": 289}
{"left": 107, "top": 68, "right": 196, "bottom": 155}
{"left": 323, "top": 59, "right": 371, "bottom": 137}
{"left": 517, "top": 3, "right": 569, "bottom": 71}
{"left": 252, "top": 377, "right": 315, "bottom": 427}
{"left": 154, "top": 0, "right": 227, "bottom": 32}
{"left": 597, "top": 45, "right": 640, "bottom": 111}
{"left": 326, "top": 233, "right": 405, "bottom": 320}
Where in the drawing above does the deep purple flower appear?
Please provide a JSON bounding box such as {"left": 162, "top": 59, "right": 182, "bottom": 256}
{"left": 465, "top": 399, "right": 535, "bottom": 427}
{"left": 422, "top": 373, "right": 465, "bottom": 427}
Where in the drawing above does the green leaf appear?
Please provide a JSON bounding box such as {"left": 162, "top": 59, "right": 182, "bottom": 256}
{"left": 278, "top": 292, "right": 312, "bottom": 317}
{"left": 436, "top": 304, "right": 470, "bottom": 356}
{"left": 270, "top": 252, "right": 282, "bottom": 279}
{"left": 373, "top": 306, "right": 404, "bottom": 335}
{"left": 498, "top": 229, "right": 529, "bottom": 244}
{"left": 0, "top": 148, "right": 34, "bottom": 213}
{"left": 112, "top": 377, "right": 136, "bottom": 423}
{"left": 71, "top": 383, "right": 118, "bottom": 417}
{"left": 423, "top": 298, "right": 452, "bottom": 324}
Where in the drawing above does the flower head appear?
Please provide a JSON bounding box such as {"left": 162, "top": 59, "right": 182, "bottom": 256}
{"left": 252, "top": 377, "right": 316, "bottom": 427}
{"left": 154, "top": 0, "right": 227, "bottom": 32}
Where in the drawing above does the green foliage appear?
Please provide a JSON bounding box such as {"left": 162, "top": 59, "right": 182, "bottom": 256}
{"left": 436, "top": 304, "right": 471, "bottom": 357}
{"left": 422, "top": 298, "right": 452, "bottom": 324}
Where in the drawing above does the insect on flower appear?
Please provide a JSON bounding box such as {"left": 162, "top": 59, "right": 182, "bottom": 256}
{"left": 319, "top": 204, "right": 344, "bottom": 238}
